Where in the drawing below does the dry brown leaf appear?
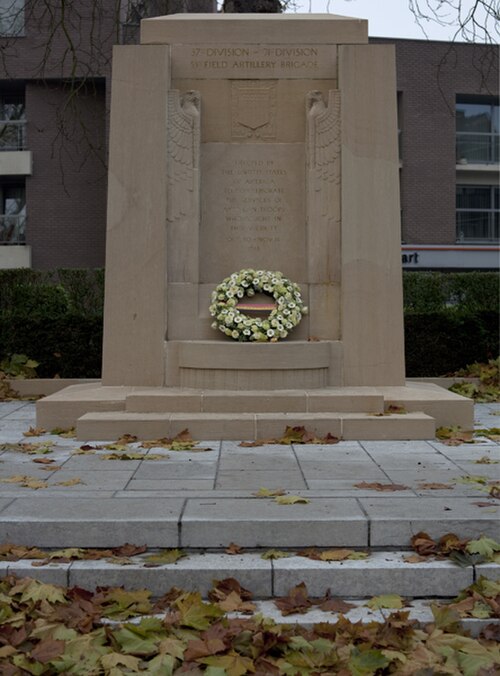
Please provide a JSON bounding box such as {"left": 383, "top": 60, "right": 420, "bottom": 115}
{"left": 217, "top": 590, "right": 256, "bottom": 614}
{"left": 475, "top": 456, "right": 499, "bottom": 464}
{"left": 314, "top": 591, "right": 356, "bottom": 613}
{"left": 274, "top": 582, "right": 312, "bottom": 616}
{"left": 23, "top": 479, "right": 49, "bottom": 489}
{"left": 319, "top": 549, "right": 356, "bottom": 561}
{"left": 274, "top": 495, "right": 310, "bottom": 504}
{"left": 385, "top": 404, "right": 407, "bottom": 414}
{"left": 0, "top": 475, "right": 48, "bottom": 489}
{"left": 23, "top": 426, "right": 46, "bottom": 437}
{"left": 0, "top": 474, "right": 27, "bottom": 483}
{"left": 0, "top": 543, "right": 47, "bottom": 560}
{"left": 105, "top": 557, "right": 133, "bottom": 566}
{"left": 173, "top": 428, "right": 193, "bottom": 442}
{"left": 489, "top": 485, "right": 500, "bottom": 499}
{"left": 112, "top": 543, "right": 147, "bottom": 557}
{"left": 353, "top": 481, "right": 410, "bottom": 492}
{"left": 116, "top": 434, "right": 138, "bottom": 444}
{"left": 55, "top": 477, "right": 84, "bottom": 486}
{"left": 183, "top": 638, "right": 227, "bottom": 662}
{"left": 32, "top": 458, "right": 55, "bottom": 464}
{"left": 208, "top": 578, "right": 255, "bottom": 613}
{"left": 140, "top": 437, "right": 171, "bottom": 449}
{"left": 253, "top": 487, "right": 286, "bottom": 497}
{"left": 225, "top": 542, "right": 243, "bottom": 555}
{"left": 411, "top": 531, "right": 438, "bottom": 556}
{"left": 30, "top": 638, "right": 65, "bottom": 663}
{"left": 417, "top": 482, "right": 454, "bottom": 490}
{"left": 297, "top": 548, "right": 322, "bottom": 560}
{"left": 436, "top": 426, "right": 474, "bottom": 445}
{"left": 403, "top": 554, "right": 427, "bottom": 563}
{"left": 438, "top": 532, "right": 468, "bottom": 554}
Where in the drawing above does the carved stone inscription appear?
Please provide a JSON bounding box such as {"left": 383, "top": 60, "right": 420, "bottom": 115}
{"left": 200, "top": 143, "right": 306, "bottom": 282}
{"left": 172, "top": 44, "right": 337, "bottom": 79}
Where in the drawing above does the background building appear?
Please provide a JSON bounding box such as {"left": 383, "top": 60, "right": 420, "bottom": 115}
{"left": 0, "top": 2, "right": 497, "bottom": 270}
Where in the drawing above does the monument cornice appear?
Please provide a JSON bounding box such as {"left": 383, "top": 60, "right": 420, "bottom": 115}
{"left": 140, "top": 13, "right": 368, "bottom": 46}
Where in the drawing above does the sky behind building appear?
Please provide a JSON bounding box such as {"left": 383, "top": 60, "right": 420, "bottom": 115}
{"left": 284, "top": 0, "right": 495, "bottom": 42}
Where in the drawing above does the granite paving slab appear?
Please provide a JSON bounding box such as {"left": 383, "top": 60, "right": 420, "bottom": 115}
{"left": 69, "top": 553, "right": 272, "bottom": 598}
{"left": 218, "top": 455, "right": 300, "bottom": 470}
{"left": 304, "top": 480, "right": 416, "bottom": 495}
{"left": 126, "top": 479, "right": 216, "bottom": 491}
{"left": 133, "top": 462, "right": 217, "bottom": 479}
{"left": 453, "top": 462, "right": 500, "bottom": 478}
{"left": 360, "top": 440, "right": 440, "bottom": 453}
{"left": 299, "top": 462, "right": 389, "bottom": 479}
{"left": 273, "top": 551, "right": 474, "bottom": 597}
{"left": 361, "top": 496, "right": 500, "bottom": 546}
{"left": 215, "top": 470, "right": 307, "bottom": 490}
{"left": 0, "top": 497, "right": 184, "bottom": 547}
{"left": 180, "top": 497, "right": 368, "bottom": 547}
{"left": 44, "top": 469, "right": 134, "bottom": 490}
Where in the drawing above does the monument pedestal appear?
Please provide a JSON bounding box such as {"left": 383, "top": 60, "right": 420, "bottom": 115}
{"left": 37, "top": 13, "right": 473, "bottom": 440}
{"left": 37, "top": 378, "right": 472, "bottom": 441}
{"left": 165, "top": 340, "right": 342, "bottom": 389}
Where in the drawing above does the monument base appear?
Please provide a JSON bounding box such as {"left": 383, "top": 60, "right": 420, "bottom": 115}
{"left": 37, "top": 381, "right": 473, "bottom": 441}
{"left": 164, "top": 340, "right": 342, "bottom": 389}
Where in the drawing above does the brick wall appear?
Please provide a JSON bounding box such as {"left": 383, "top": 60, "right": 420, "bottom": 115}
{"left": 25, "top": 81, "right": 107, "bottom": 269}
{"left": 372, "top": 38, "right": 499, "bottom": 245}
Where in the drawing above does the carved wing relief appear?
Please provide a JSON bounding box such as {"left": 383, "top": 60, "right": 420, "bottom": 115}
{"left": 167, "top": 90, "right": 201, "bottom": 224}
{"left": 306, "top": 90, "right": 341, "bottom": 219}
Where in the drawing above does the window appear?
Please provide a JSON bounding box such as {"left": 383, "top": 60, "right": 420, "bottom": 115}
{"left": 456, "top": 185, "right": 499, "bottom": 242}
{"left": 0, "top": 0, "right": 24, "bottom": 37}
{"left": 456, "top": 98, "right": 499, "bottom": 164}
{"left": 0, "top": 182, "right": 25, "bottom": 244}
{"left": 0, "top": 93, "right": 25, "bottom": 150}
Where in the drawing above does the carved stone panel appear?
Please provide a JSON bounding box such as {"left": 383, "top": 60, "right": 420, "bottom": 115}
{"left": 306, "top": 89, "right": 341, "bottom": 284}
{"left": 166, "top": 89, "right": 201, "bottom": 283}
{"left": 231, "top": 81, "right": 277, "bottom": 141}
{"left": 200, "top": 143, "right": 306, "bottom": 283}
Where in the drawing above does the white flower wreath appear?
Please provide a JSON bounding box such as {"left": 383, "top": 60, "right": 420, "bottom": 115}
{"left": 209, "top": 269, "right": 307, "bottom": 342}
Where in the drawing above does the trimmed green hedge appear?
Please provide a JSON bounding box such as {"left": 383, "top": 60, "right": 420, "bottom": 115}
{"left": 0, "top": 314, "right": 103, "bottom": 378}
{"left": 0, "top": 268, "right": 104, "bottom": 316}
{"left": 0, "top": 269, "right": 104, "bottom": 378}
{"left": 403, "top": 271, "right": 499, "bottom": 313}
{"left": 0, "top": 269, "right": 498, "bottom": 378}
{"left": 404, "top": 310, "right": 499, "bottom": 377}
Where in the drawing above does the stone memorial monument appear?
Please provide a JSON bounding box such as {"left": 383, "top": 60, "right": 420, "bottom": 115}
{"left": 38, "top": 13, "right": 472, "bottom": 439}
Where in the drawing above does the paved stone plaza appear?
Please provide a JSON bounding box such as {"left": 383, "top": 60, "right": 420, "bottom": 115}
{"left": 0, "top": 400, "right": 498, "bottom": 548}
{"left": 0, "top": 399, "right": 499, "bottom": 617}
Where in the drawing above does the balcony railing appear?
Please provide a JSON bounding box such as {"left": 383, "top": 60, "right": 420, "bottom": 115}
{"left": 456, "top": 210, "right": 499, "bottom": 242}
{"left": 456, "top": 132, "right": 499, "bottom": 165}
{"left": 0, "top": 120, "right": 26, "bottom": 151}
{"left": 0, "top": 214, "right": 25, "bottom": 244}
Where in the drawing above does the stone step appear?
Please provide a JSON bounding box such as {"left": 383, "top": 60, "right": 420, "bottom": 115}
{"left": 76, "top": 411, "right": 435, "bottom": 441}
{"left": 1, "top": 551, "right": 497, "bottom": 601}
{"left": 125, "top": 388, "right": 385, "bottom": 414}
{"left": 1, "top": 495, "right": 497, "bottom": 550}
{"left": 101, "top": 600, "right": 496, "bottom": 638}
